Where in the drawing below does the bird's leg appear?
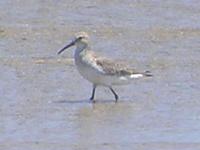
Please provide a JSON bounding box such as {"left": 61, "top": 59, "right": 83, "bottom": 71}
{"left": 109, "top": 87, "right": 119, "bottom": 102}
{"left": 90, "top": 84, "right": 96, "bottom": 102}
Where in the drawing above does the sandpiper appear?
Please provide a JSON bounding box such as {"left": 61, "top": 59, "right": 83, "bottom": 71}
{"left": 58, "top": 32, "right": 152, "bottom": 103}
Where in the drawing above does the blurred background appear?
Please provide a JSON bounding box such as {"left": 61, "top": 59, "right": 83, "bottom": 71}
{"left": 1, "top": 0, "right": 200, "bottom": 150}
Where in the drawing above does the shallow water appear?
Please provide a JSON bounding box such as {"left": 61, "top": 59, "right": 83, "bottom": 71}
{"left": 1, "top": 0, "right": 200, "bottom": 150}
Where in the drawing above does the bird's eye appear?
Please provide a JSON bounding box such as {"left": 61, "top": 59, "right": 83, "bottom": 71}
{"left": 78, "top": 37, "right": 83, "bottom": 40}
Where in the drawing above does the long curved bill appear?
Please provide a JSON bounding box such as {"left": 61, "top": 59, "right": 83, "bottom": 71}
{"left": 57, "top": 40, "right": 75, "bottom": 55}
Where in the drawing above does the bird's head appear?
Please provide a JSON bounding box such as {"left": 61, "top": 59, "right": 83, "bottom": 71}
{"left": 57, "top": 32, "right": 89, "bottom": 54}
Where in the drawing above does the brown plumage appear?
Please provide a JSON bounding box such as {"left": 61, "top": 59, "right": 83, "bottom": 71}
{"left": 96, "top": 58, "right": 139, "bottom": 76}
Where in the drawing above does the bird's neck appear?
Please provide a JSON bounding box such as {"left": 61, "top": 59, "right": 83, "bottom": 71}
{"left": 74, "top": 43, "right": 88, "bottom": 65}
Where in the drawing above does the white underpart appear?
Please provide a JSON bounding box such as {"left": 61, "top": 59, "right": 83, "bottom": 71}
{"left": 130, "top": 74, "right": 143, "bottom": 78}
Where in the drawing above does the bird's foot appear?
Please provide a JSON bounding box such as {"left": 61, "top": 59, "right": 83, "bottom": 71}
{"left": 89, "top": 97, "right": 96, "bottom": 103}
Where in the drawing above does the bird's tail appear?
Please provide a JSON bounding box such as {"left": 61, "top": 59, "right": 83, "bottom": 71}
{"left": 143, "top": 71, "right": 153, "bottom": 77}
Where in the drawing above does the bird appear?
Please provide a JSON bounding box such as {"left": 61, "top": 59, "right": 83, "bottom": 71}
{"left": 57, "top": 32, "right": 152, "bottom": 103}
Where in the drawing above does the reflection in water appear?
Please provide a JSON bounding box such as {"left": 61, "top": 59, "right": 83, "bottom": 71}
{"left": 76, "top": 102, "right": 143, "bottom": 146}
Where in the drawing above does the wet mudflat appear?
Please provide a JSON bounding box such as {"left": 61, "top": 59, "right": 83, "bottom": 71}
{"left": 1, "top": 0, "right": 200, "bottom": 150}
